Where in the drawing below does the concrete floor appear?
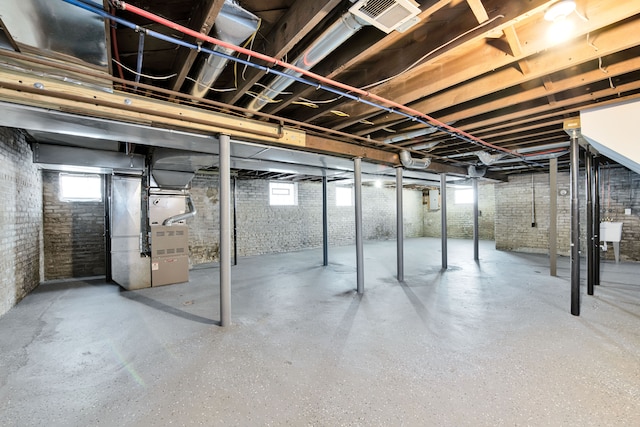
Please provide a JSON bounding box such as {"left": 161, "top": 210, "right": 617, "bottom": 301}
{"left": 1, "top": 238, "right": 639, "bottom": 426}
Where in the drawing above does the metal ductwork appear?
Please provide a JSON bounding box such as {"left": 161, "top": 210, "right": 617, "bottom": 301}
{"left": 246, "top": 11, "right": 367, "bottom": 112}
{"left": 246, "top": 0, "right": 420, "bottom": 113}
{"left": 467, "top": 165, "right": 486, "bottom": 178}
{"left": 383, "top": 126, "right": 439, "bottom": 144}
{"left": 151, "top": 148, "right": 216, "bottom": 188}
{"left": 190, "top": 0, "right": 259, "bottom": 98}
{"left": 163, "top": 195, "right": 197, "bottom": 225}
{"left": 399, "top": 150, "right": 431, "bottom": 169}
{"left": 476, "top": 150, "right": 507, "bottom": 165}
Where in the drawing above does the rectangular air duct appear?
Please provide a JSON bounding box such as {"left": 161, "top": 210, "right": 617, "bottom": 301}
{"left": 349, "top": 0, "right": 421, "bottom": 33}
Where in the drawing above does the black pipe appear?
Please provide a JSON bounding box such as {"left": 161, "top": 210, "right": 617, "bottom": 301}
{"left": 570, "top": 134, "right": 581, "bottom": 316}
{"left": 586, "top": 148, "right": 594, "bottom": 296}
{"left": 233, "top": 176, "right": 238, "bottom": 266}
{"left": 594, "top": 155, "right": 601, "bottom": 286}
{"left": 104, "top": 174, "right": 112, "bottom": 282}
{"left": 322, "top": 176, "right": 328, "bottom": 266}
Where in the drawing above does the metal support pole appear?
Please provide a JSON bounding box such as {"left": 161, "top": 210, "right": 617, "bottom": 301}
{"left": 135, "top": 32, "right": 145, "bottom": 86}
{"left": 396, "top": 167, "right": 404, "bottom": 282}
{"left": 549, "top": 157, "right": 558, "bottom": 276}
{"left": 440, "top": 173, "right": 448, "bottom": 270}
{"left": 354, "top": 158, "right": 364, "bottom": 294}
{"left": 322, "top": 175, "right": 329, "bottom": 266}
{"left": 473, "top": 177, "right": 479, "bottom": 261}
{"left": 586, "top": 148, "right": 594, "bottom": 296}
{"left": 232, "top": 176, "right": 238, "bottom": 266}
{"left": 219, "top": 134, "right": 231, "bottom": 326}
{"left": 104, "top": 174, "right": 112, "bottom": 282}
{"left": 570, "top": 132, "right": 581, "bottom": 316}
{"left": 594, "top": 155, "right": 601, "bottom": 286}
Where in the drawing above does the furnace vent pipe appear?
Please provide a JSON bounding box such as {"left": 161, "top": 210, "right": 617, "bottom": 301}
{"left": 246, "top": 11, "right": 367, "bottom": 112}
{"left": 163, "top": 196, "right": 197, "bottom": 225}
{"left": 399, "top": 150, "right": 431, "bottom": 169}
{"left": 190, "top": 0, "right": 259, "bottom": 98}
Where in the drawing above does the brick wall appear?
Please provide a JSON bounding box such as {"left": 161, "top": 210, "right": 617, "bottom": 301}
{"left": 187, "top": 175, "right": 424, "bottom": 263}
{"left": 42, "top": 171, "right": 106, "bottom": 279}
{"left": 494, "top": 167, "right": 640, "bottom": 261}
{"left": 423, "top": 182, "right": 496, "bottom": 239}
{"left": 188, "top": 173, "right": 220, "bottom": 265}
{"left": 0, "top": 127, "right": 43, "bottom": 318}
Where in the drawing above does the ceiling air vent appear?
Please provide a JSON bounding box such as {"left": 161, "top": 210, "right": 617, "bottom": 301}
{"left": 349, "top": 0, "right": 421, "bottom": 33}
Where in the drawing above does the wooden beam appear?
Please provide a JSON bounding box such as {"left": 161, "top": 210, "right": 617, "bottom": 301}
{"left": 503, "top": 25, "right": 530, "bottom": 74}
{"left": 0, "top": 65, "right": 410, "bottom": 167}
{"left": 323, "top": 0, "right": 639, "bottom": 130}
{"left": 352, "top": 13, "right": 640, "bottom": 135}
{"left": 435, "top": 25, "right": 640, "bottom": 128}
{"left": 466, "top": 0, "right": 489, "bottom": 23}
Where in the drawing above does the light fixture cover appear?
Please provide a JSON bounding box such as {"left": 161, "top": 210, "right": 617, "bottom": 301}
{"left": 544, "top": 0, "right": 576, "bottom": 22}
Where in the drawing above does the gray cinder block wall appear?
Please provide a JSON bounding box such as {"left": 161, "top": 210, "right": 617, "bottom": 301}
{"left": 423, "top": 183, "right": 496, "bottom": 240}
{"left": 42, "top": 171, "right": 106, "bottom": 279}
{"left": 0, "top": 127, "right": 43, "bottom": 318}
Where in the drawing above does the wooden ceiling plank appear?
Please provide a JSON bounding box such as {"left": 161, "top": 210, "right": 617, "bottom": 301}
{"left": 382, "top": 52, "right": 640, "bottom": 139}
{"left": 466, "top": 0, "right": 490, "bottom": 23}
{"left": 323, "top": 0, "right": 640, "bottom": 130}
{"left": 460, "top": 79, "right": 640, "bottom": 134}
{"left": 308, "top": 0, "right": 559, "bottom": 128}
{"left": 353, "top": 16, "right": 640, "bottom": 137}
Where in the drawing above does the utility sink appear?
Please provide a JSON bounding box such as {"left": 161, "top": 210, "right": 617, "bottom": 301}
{"left": 600, "top": 222, "right": 623, "bottom": 263}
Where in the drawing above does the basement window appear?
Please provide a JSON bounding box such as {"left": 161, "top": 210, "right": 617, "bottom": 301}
{"left": 454, "top": 188, "right": 474, "bottom": 204}
{"left": 336, "top": 186, "right": 352, "bottom": 207}
{"left": 269, "top": 181, "right": 298, "bottom": 206}
{"left": 59, "top": 173, "right": 102, "bottom": 202}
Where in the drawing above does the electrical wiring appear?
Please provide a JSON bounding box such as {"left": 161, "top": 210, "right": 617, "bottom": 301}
{"left": 234, "top": 17, "right": 262, "bottom": 86}
{"left": 361, "top": 14, "right": 505, "bottom": 91}
{"left": 291, "top": 101, "right": 319, "bottom": 108}
{"left": 66, "top": 0, "right": 529, "bottom": 160}
{"left": 184, "top": 75, "right": 236, "bottom": 92}
{"left": 245, "top": 91, "right": 283, "bottom": 103}
{"left": 112, "top": 59, "right": 177, "bottom": 80}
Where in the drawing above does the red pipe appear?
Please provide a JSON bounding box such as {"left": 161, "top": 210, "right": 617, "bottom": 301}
{"left": 110, "top": 5, "right": 125, "bottom": 81}
{"left": 114, "top": 1, "right": 520, "bottom": 157}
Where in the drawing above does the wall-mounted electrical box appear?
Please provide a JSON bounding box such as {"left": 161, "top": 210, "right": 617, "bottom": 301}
{"left": 428, "top": 189, "right": 440, "bottom": 211}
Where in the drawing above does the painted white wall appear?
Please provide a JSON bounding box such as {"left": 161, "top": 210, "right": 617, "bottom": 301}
{"left": 581, "top": 98, "right": 640, "bottom": 174}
